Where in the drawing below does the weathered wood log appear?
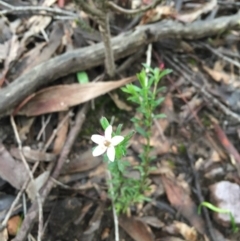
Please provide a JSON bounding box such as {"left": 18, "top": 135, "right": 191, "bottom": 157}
{"left": 0, "top": 13, "right": 240, "bottom": 117}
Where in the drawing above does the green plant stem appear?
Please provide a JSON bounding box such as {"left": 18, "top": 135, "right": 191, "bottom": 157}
{"left": 139, "top": 87, "right": 154, "bottom": 190}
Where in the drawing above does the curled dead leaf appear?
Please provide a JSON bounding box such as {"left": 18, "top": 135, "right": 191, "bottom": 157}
{"left": 17, "top": 76, "right": 136, "bottom": 116}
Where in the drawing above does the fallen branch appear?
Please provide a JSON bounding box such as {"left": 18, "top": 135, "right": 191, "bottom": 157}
{"left": 0, "top": 13, "right": 240, "bottom": 117}
{"left": 0, "top": 0, "right": 77, "bottom": 18}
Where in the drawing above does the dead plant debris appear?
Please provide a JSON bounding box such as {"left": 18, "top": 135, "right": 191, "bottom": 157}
{"left": 0, "top": 0, "right": 240, "bottom": 241}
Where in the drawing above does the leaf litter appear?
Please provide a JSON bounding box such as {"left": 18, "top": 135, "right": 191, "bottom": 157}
{"left": 1, "top": 0, "right": 240, "bottom": 241}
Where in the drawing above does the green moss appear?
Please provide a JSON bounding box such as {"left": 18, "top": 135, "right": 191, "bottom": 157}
{"left": 178, "top": 143, "right": 186, "bottom": 154}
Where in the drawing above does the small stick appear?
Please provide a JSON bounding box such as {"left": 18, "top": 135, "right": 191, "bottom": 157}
{"left": 106, "top": 170, "right": 119, "bottom": 241}
{"left": 145, "top": 43, "right": 152, "bottom": 85}
{"left": 43, "top": 110, "right": 72, "bottom": 151}
{"left": 108, "top": 0, "right": 162, "bottom": 15}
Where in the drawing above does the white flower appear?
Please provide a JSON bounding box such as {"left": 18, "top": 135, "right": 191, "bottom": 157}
{"left": 91, "top": 125, "right": 124, "bottom": 162}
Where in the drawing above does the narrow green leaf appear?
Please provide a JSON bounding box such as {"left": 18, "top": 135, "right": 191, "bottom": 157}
{"left": 157, "top": 68, "right": 172, "bottom": 81}
{"left": 115, "top": 124, "right": 123, "bottom": 135}
{"left": 157, "top": 86, "right": 167, "bottom": 93}
{"left": 100, "top": 117, "right": 110, "bottom": 130}
{"left": 198, "top": 202, "right": 238, "bottom": 233}
{"left": 137, "top": 70, "right": 147, "bottom": 88}
{"left": 154, "top": 97, "right": 165, "bottom": 106}
{"left": 121, "top": 130, "right": 135, "bottom": 146}
{"left": 76, "top": 71, "right": 89, "bottom": 84}
{"left": 154, "top": 113, "right": 167, "bottom": 119}
{"left": 135, "top": 126, "right": 148, "bottom": 138}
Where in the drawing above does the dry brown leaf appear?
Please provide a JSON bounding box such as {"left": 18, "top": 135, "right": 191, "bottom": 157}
{"left": 180, "top": 95, "right": 203, "bottom": 120}
{"left": 22, "top": 18, "right": 51, "bottom": 44}
{"left": 203, "top": 65, "right": 230, "bottom": 84}
{"left": 0, "top": 18, "right": 12, "bottom": 43}
{"left": 175, "top": 87, "right": 196, "bottom": 99}
{"left": 0, "top": 42, "right": 8, "bottom": 61}
{"left": 159, "top": 238, "right": 185, "bottom": 241}
{"left": 61, "top": 149, "right": 102, "bottom": 174}
{"left": 18, "top": 22, "right": 64, "bottom": 76}
{"left": 0, "top": 143, "right": 28, "bottom": 190}
{"left": 12, "top": 42, "right": 46, "bottom": 77}
{"left": 140, "top": 216, "right": 164, "bottom": 228}
{"left": 174, "top": 221, "right": 198, "bottom": 241}
{"left": 4, "top": 35, "right": 20, "bottom": 69}
{"left": 156, "top": 93, "right": 174, "bottom": 131}
{"left": 18, "top": 117, "right": 35, "bottom": 141}
{"left": 161, "top": 175, "right": 206, "bottom": 235}
{"left": 209, "top": 150, "right": 221, "bottom": 162}
{"left": 73, "top": 180, "right": 93, "bottom": 190}
{"left": 131, "top": 135, "right": 170, "bottom": 156}
{"left": 119, "top": 216, "right": 154, "bottom": 241}
{"left": 0, "top": 35, "right": 19, "bottom": 65}
{"left": 0, "top": 228, "right": 8, "bottom": 241}
{"left": 101, "top": 227, "right": 110, "bottom": 240}
{"left": 53, "top": 112, "right": 69, "bottom": 154}
{"left": 176, "top": 0, "right": 217, "bottom": 23}
{"left": 89, "top": 163, "right": 107, "bottom": 178}
{"left": 74, "top": 202, "right": 93, "bottom": 225}
{"left": 83, "top": 204, "right": 105, "bottom": 235}
{"left": 140, "top": 6, "right": 176, "bottom": 25}
{"left": 7, "top": 215, "right": 22, "bottom": 236}
{"left": 150, "top": 160, "right": 175, "bottom": 176}
{"left": 10, "top": 146, "right": 56, "bottom": 162}
{"left": 0, "top": 35, "right": 20, "bottom": 86}
{"left": 26, "top": 171, "right": 50, "bottom": 201}
{"left": 18, "top": 76, "right": 136, "bottom": 116}
{"left": 213, "top": 60, "right": 226, "bottom": 71}
{"left": 21, "top": 0, "right": 56, "bottom": 43}
{"left": 109, "top": 92, "right": 132, "bottom": 111}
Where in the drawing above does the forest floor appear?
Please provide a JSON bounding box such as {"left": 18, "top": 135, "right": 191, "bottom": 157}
{"left": 1, "top": 1, "right": 240, "bottom": 241}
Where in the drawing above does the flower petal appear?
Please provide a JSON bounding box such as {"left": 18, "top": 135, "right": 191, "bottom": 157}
{"left": 111, "top": 136, "right": 124, "bottom": 146}
{"left": 92, "top": 145, "right": 107, "bottom": 157}
{"left": 91, "top": 135, "right": 105, "bottom": 145}
{"left": 107, "top": 146, "right": 115, "bottom": 162}
{"left": 105, "top": 125, "right": 112, "bottom": 141}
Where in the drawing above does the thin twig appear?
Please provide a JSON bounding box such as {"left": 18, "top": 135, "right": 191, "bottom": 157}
{"left": 187, "top": 151, "right": 219, "bottom": 241}
{"left": 75, "top": 0, "right": 102, "bottom": 18}
{"left": 117, "top": 48, "right": 145, "bottom": 74}
{"left": 107, "top": 170, "right": 119, "bottom": 241}
{"left": 98, "top": 14, "right": 116, "bottom": 78}
{"left": 108, "top": 0, "right": 162, "bottom": 15}
{"left": 164, "top": 55, "right": 240, "bottom": 122}
{"left": 145, "top": 43, "right": 152, "bottom": 84}
{"left": 43, "top": 111, "right": 72, "bottom": 151}
{"left": 10, "top": 116, "right": 43, "bottom": 241}
{"left": 200, "top": 42, "right": 240, "bottom": 69}
{"left": 37, "top": 115, "right": 52, "bottom": 141}
{"left": 77, "top": 0, "right": 116, "bottom": 78}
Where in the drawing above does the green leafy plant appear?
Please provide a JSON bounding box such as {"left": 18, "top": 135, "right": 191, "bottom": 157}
{"left": 122, "top": 65, "right": 171, "bottom": 193}
{"left": 91, "top": 65, "right": 171, "bottom": 214}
